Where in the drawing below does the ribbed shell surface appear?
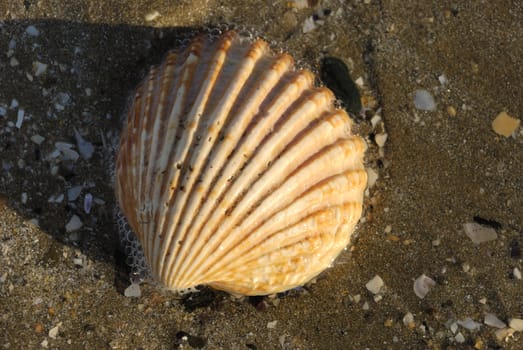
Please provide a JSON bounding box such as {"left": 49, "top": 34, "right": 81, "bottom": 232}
{"left": 115, "top": 31, "right": 367, "bottom": 296}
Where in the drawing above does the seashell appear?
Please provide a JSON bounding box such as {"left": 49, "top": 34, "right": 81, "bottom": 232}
{"left": 115, "top": 31, "right": 367, "bottom": 296}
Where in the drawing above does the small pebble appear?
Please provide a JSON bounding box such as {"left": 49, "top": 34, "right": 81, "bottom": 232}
{"left": 455, "top": 332, "right": 465, "bottom": 343}
{"left": 484, "top": 313, "right": 506, "bottom": 328}
{"left": 370, "top": 114, "right": 381, "bottom": 128}
{"left": 33, "top": 61, "right": 48, "bottom": 76}
{"left": 48, "top": 322, "right": 62, "bottom": 339}
{"left": 463, "top": 222, "right": 497, "bottom": 243}
{"left": 9, "top": 56, "right": 19, "bottom": 67}
{"left": 31, "top": 134, "right": 45, "bottom": 145}
{"left": 362, "top": 301, "right": 369, "bottom": 310}
{"left": 25, "top": 25, "right": 40, "bottom": 36}
{"left": 84, "top": 193, "right": 93, "bottom": 214}
{"left": 402, "top": 312, "right": 414, "bottom": 327}
{"left": 458, "top": 317, "right": 481, "bottom": 331}
{"left": 366, "top": 168, "right": 378, "bottom": 188}
{"left": 21, "top": 192, "right": 28, "bottom": 204}
{"left": 16, "top": 109, "right": 24, "bottom": 129}
{"left": 0, "top": 106, "right": 6, "bottom": 116}
{"left": 267, "top": 320, "right": 278, "bottom": 329}
{"left": 74, "top": 129, "right": 95, "bottom": 160}
{"left": 413, "top": 90, "right": 436, "bottom": 111}
{"left": 365, "top": 275, "right": 384, "bottom": 294}
{"left": 509, "top": 318, "right": 523, "bottom": 332}
{"left": 374, "top": 133, "right": 387, "bottom": 147}
{"left": 67, "top": 186, "right": 83, "bottom": 201}
{"left": 144, "top": 10, "right": 160, "bottom": 21}
{"left": 513, "top": 267, "right": 521, "bottom": 280}
{"left": 302, "top": 16, "right": 316, "bottom": 33}
{"left": 492, "top": 111, "right": 520, "bottom": 137}
{"left": 65, "top": 215, "right": 83, "bottom": 232}
{"left": 73, "top": 258, "right": 83, "bottom": 267}
{"left": 438, "top": 74, "right": 448, "bottom": 85}
{"left": 495, "top": 328, "right": 515, "bottom": 341}
{"left": 413, "top": 274, "right": 436, "bottom": 299}
{"left": 34, "top": 323, "right": 44, "bottom": 334}
{"left": 446, "top": 105, "right": 457, "bottom": 117}
{"left": 124, "top": 283, "right": 142, "bottom": 298}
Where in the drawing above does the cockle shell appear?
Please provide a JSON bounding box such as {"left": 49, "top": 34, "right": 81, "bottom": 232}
{"left": 115, "top": 31, "right": 367, "bottom": 296}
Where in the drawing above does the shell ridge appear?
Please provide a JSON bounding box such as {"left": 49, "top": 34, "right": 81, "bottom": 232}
{"left": 200, "top": 170, "right": 367, "bottom": 280}
{"left": 164, "top": 37, "right": 272, "bottom": 282}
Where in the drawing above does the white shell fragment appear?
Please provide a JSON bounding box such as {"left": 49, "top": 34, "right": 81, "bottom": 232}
{"left": 115, "top": 31, "right": 367, "bottom": 296}
{"left": 365, "top": 275, "right": 384, "bottom": 294}
{"left": 484, "top": 313, "right": 507, "bottom": 329}
{"left": 413, "top": 274, "right": 436, "bottom": 299}
{"left": 65, "top": 214, "right": 83, "bottom": 232}
{"left": 457, "top": 317, "right": 481, "bottom": 331}
{"left": 463, "top": 222, "right": 497, "bottom": 243}
{"left": 413, "top": 89, "right": 436, "bottom": 111}
{"left": 509, "top": 318, "right": 523, "bottom": 332}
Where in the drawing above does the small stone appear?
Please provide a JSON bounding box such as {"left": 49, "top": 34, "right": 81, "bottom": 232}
{"left": 495, "top": 328, "right": 515, "bottom": 341}
{"left": 10, "top": 99, "right": 19, "bottom": 109}
{"left": 33, "top": 61, "right": 48, "bottom": 76}
{"left": 84, "top": 193, "right": 93, "bottom": 214}
{"left": 21, "top": 192, "right": 28, "bottom": 204}
{"left": 478, "top": 297, "right": 487, "bottom": 305}
{"left": 362, "top": 301, "right": 369, "bottom": 310}
{"left": 0, "top": 106, "right": 6, "bottom": 116}
{"left": 65, "top": 215, "right": 83, "bottom": 232}
{"left": 492, "top": 111, "right": 520, "bottom": 137}
{"left": 26, "top": 25, "right": 40, "bottom": 36}
{"left": 370, "top": 114, "right": 382, "bottom": 128}
{"left": 513, "top": 267, "right": 521, "bottom": 280}
{"left": 365, "top": 275, "right": 384, "bottom": 294}
{"left": 446, "top": 105, "right": 457, "bottom": 117}
{"left": 267, "top": 320, "right": 278, "bottom": 329}
{"left": 509, "top": 318, "right": 523, "bottom": 331}
{"left": 384, "top": 225, "right": 392, "bottom": 234}
{"left": 9, "top": 56, "right": 19, "bottom": 67}
{"left": 48, "top": 322, "right": 62, "bottom": 339}
{"left": 281, "top": 11, "right": 298, "bottom": 31}
{"left": 458, "top": 317, "right": 481, "bottom": 331}
{"left": 31, "top": 135, "right": 45, "bottom": 145}
{"left": 375, "top": 133, "right": 388, "bottom": 147}
{"left": 73, "top": 258, "right": 83, "bottom": 267}
{"left": 16, "top": 109, "right": 24, "bottom": 129}
{"left": 438, "top": 74, "right": 448, "bottom": 85}
{"left": 34, "top": 323, "right": 44, "bottom": 334}
{"left": 463, "top": 222, "right": 497, "bottom": 243}
{"left": 67, "top": 186, "right": 83, "bottom": 201}
{"left": 402, "top": 312, "right": 414, "bottom": 326}
{"left": 455, "top": 332, "right": 465, "bottom": 343}
{"left": 41, "top": 339, "right": 48, "bottom": 348}
{"left": 124, "top": 283, "right": 142, "bottom": 298}
{"left": 302, "top": 16, "right": 316, "bottom": 33}
{"left": 484, "top": 313, "right": 506, "bottom": 328}
{"left": 366, "top": 168, "right": 378, "bottom": 188}
{"left": 74, "top": 129, "right": 94, "bottom": 160}
{"left": 144, "top": 10, "right": 160, "bottom": 21}
{"left": 450, "top": 322, "right": 458, "bottom": 334}
{"left": 413, "top": 274, "right": 436, "bottom": 299}
{"left": 413, "top": 90, "right": 436, "bottom": 111}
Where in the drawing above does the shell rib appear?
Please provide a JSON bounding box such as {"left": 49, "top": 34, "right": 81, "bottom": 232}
{"left": 115, "top": 31, "right": 367, "bottom": 296}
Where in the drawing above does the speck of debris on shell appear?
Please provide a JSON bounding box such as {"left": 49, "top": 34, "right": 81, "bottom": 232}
{"left": 267, "top": 320, "right": 278, "bottom": 329}
{"left": 365, "top": 275, "right": 384, "bottom": 294}
{"left": 144, "top": 10, "right": 160, "bottom": 21}
{"left": 492, "top": 111, "right": 520, "bottom": 137}
{"left": 513, "top": 267, "right": 521, "bottom": 280}
{"left": 30, "top": 134, "right": 45, "bottom": 145}
{"left": 484, "top": 313, "right": 507, "bottom": 328}
{"left": 65, "top": 214, "right": 82, "bottom": 233}
{"left": 15, "top": 109, "right": 24, "bottom": 129}
{"left": 124, "top": 283, "right": 141, "bottom": 297}
{"left": 509, "top": 318, "right": 523, "bottom": 331}
{"left": 25, "top": 25, "right": 40, "bottom": 37}
{"left": 463, "top": 222, "right": 497, "bottom": 244}
{"left": 413, "top": 274, "right": 436, "bottom": 299}
{"left": 413, "top": 89, "right": 436, "bottom": 111}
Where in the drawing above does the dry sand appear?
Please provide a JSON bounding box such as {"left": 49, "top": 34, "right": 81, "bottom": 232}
{"left": 0, "top": 1, "right": 522, "bottom": 349}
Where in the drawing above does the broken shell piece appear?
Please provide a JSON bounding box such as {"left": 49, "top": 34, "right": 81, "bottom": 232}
{"left": 365, "top": 275, "right": 384, "bottom": 294}
{"left": 463, "top": 222, "right": 497, "bottom": 244}
{"left": 492, "top": 111, "right": 520, "bottom": 137}
{"left": 115, "top": 31, "right": 367, "bottom": 296}
{"left": 65, "top": 214, "right": 83, "bottom": 232}
{"left": 413, "top": 274, "right": 436, "bottom": 299}
{"left": 484, "top": 313, "right": 507, "bottom": 329}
